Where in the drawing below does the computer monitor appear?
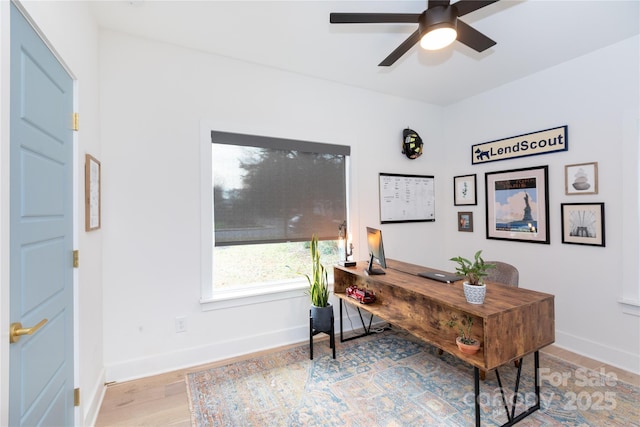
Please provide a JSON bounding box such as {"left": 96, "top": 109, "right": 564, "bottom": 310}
{"left": 365, "top": 227, "right": 387, "bottom": 275}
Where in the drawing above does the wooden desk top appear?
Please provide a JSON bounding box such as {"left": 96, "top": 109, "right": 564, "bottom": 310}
{"left": 336, "top": 259, "right": 553, "bottom": 317}
{"left": 333, "top": 259, "right": 555, "bottom": 370}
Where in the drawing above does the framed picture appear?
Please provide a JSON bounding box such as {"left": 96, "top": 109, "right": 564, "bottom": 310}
{"left": 458, "top": 212, "right": 474, "bottom": 232}
{"left": 561, "top": 203, "right": 605, "bottom": 247}
{"left": 485, "top": 165, "right": 549, "bottom": 244}
{"left": 85, "top": 154, "right": 101, "bottom": 231}
{"left": 453, "top": 174, "right": 477, "bottom": 206}
{"left": 565, "top": 162, "right": 598, "bottom": 195}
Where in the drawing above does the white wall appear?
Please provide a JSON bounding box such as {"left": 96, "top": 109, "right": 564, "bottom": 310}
{"left": 100, "top": 28, "right": 639, "bottom": 382}
{"left": 443, "top": 36, "right": 640, "bottom": 373}
{"left": 100, "top": 29, "right": 639, "bottom": 381}
{"left": 0, "top": 1, "right": 104, "bottom": 425}
{"left": 99, "top": 30, "right": 445, "bottom": 382}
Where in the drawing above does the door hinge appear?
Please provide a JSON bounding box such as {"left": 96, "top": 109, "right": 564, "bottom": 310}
{"left": 73, "top": 250, "right": 79, "bottom": 268}
{"left": 72, "top": 113, "right": 79, "bottom": 131}
{"left": 74, "top": 388, "right": 80, "bottom": 406}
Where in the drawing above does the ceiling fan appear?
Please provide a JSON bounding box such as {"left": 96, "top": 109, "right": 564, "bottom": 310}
{"left": 330, "top": 0, "right": 499, "bottom": 66}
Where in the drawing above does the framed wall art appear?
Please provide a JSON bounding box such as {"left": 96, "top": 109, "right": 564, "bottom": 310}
{"left": 85, "top": 154, "right": 101, "bottom": 231}
{"left": 453, "top": 174, "right": 477, "bottom": 206}
{"left": 565, "top": 162, "right": 598, "bottom": 195}
{"left": 485, "top": 165, "right": 549, "bottom": 244}
{"left": 458, "top": 212, "right": 474, "bottom": 232}
{"left": 561, "top": 203, "right": 605, "bottom": 247}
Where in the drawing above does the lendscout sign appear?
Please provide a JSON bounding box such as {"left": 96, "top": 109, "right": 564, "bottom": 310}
{"left": 472, "top": 125, "right": 568, "bottom": 165}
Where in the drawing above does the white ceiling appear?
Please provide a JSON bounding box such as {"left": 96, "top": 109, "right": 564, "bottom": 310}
{"left": 89, "top": 0, "right": 639, "bottom": 106}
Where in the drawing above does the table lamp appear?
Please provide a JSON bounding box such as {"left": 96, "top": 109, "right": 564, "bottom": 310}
{"left": 338, "top": 221, "right": 356, "bottom": 267}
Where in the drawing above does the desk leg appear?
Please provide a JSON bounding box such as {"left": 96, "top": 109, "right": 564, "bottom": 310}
{"left": 474, "top": 367, "right": 481, "bottom": 427}
{"left": 339, "top": 299, "right": 344, "bottom": 342}
{"left": 484, "top": 351, "right": 541, "bottom": 427}
{"left": 531, "top": 351, "right": 542, "bottom": 416}
{"left": 339, "top": 299, "right": 377, "bottom": 343}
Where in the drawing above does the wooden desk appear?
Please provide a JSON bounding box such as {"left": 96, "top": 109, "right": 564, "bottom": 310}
{"left": 333, "top": 259, "right": 555, "bottom": 426}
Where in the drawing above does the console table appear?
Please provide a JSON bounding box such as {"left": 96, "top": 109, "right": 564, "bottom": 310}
{"left": 333, "top": 259, "right": 555, "bottom": 426}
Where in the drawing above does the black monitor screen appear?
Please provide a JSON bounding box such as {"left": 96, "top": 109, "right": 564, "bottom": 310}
{"left": 365, "top": 227, "right": 387, "bottom": 275}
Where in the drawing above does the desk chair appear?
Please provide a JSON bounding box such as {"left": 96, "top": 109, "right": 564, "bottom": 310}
{"left": 485, "top": 261, "right": 519, "bottom": 287}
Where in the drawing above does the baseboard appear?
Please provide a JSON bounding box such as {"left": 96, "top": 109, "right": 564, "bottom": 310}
{"left": 555, "top": 329, "right": 640, "bottom": 375}
{"left": 83, "top": 367, "right": 106, "bottom": 427}
{"left": 104, "top": 318, "right": 383, "bottom": 383}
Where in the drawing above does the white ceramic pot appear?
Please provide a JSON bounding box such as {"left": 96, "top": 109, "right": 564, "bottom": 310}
{"left": 463, "top": 282, "right": 486, "bottom": 304}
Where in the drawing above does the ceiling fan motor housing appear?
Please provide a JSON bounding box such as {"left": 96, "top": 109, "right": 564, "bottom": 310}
{"left": 420, "top": 5, "right": 458, "bottom": 35}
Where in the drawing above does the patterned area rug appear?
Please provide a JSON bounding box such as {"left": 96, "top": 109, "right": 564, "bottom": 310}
{"left": 186, "top": 330, "right": 639, "bottom": 426}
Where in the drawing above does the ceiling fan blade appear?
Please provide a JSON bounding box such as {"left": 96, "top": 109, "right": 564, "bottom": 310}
{"left": 379, "top": 29, "right": 421, "bottom": 66}
{"left": 455, "top": 20, "right": 496, "bottom": 52}
{"left": 453, "top": 0, "right": 499, "bottom": 17}
{"left": 330, "top": 13, "right": 420, "bottom": 24}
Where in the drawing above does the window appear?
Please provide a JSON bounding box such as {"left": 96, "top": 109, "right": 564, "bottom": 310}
{"left": 210, "top": 131, "right": 350, "bottom": 294}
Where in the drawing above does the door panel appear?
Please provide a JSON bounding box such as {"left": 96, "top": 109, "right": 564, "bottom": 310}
{"left": 21, "top": 313, "right": 65, "bottom": 412}
{"left": 22, "top": 150, "right": 66, "bottom": 216}
{"left": 22, "top": 238, "right": 65, "bottom": 313}
{"left": 10, "top": 4, "right": 75, "bottom": 426}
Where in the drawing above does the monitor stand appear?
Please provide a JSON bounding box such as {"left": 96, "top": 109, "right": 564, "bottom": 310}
{"left": 364, "top": 255, "right": 386, "bottom": 275}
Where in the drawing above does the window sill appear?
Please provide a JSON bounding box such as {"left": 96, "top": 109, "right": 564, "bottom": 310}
{"left": 201, "top": 280, "right": 311, "bottom": 311}
{"left": 619, "top": 298, "right": 640, "bottom": 317}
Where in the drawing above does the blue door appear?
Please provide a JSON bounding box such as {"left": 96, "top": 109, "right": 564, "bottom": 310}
{"left": 9, "top": 4, "right": 75, "bottom": 425}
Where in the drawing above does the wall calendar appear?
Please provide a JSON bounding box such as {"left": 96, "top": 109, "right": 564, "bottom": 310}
{"left": 379, "top": 173, "right": 435, "bottom": 223}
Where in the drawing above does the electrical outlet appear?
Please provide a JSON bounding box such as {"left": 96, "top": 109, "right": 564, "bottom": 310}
{"left": 175, "top": 316, "right": 187, "bottom": 333}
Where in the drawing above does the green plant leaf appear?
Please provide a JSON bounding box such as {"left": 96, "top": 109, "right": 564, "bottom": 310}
{"left": 306, "top": 234, "right": 330, "bottom": 307}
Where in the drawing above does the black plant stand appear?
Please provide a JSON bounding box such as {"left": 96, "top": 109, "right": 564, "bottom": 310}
{"left": 309, "top": 310, "right": 335, "bottom": 360}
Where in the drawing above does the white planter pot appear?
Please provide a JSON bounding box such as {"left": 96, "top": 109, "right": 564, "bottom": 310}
{"left": 463, "top": 282, "right": 486, "bottom": 304}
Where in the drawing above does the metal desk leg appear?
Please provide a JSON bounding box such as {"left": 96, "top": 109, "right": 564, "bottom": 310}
{"left": 478, "top": 351, "right": 541, "bottom": 427}
{"left": 474, "top": 367, "right": 481, "bottom": 427}
{"left": 339, "top": 299, "right": 344, "bottom": 342}
{"left": 339, "top": 299, "right": 376, "bottom": 343}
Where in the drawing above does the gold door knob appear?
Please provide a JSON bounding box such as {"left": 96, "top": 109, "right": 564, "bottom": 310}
{"left": 9, "top": 319, "right": 48, "bottom": 343}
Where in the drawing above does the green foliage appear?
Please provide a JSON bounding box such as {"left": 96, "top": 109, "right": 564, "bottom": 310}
{"left": 304, "top": 234, "right": 330, "bottom": 307}
{"left": 449, "top": 250, "right": 495, "bottom": 285}
{"left": 446, "top": 314, "right": 477, "bottom": 345}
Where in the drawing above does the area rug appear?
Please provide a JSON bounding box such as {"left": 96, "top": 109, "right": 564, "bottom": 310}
{"left": 186, "top": 330, "right": 639, "bottom": 426}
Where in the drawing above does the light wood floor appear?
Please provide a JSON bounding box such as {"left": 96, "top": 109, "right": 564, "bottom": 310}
{"left": 95, "top": 339, "right": 639, "bottom": 427}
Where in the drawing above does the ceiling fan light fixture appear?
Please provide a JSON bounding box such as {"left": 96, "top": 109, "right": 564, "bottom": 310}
{"left": 420, "top": 26, "right": 457, "bottom": 50}
{"left": 419, "top": 6, "right": 458, "bottom": 51}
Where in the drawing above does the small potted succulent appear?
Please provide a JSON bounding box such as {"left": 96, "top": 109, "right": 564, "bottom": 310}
{"left": 450, "top": 250, "right": 494, "bottom": 304}
{"left": 446, "top": 313, "right": 481, "bottom": 355}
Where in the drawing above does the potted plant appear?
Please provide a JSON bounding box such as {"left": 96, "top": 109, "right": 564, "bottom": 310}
{"left": 304, "top": 234, "right": 333, "bottom": 332}
{"left": 446, "top": 314, "right": 481, "bottom": 355}
{"left": 450, "top": 250, "right": 494, "bottom": 304}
